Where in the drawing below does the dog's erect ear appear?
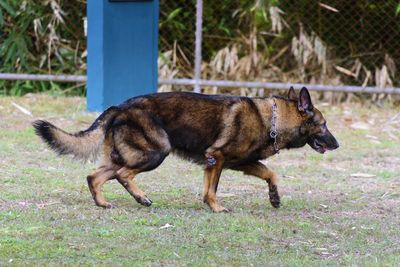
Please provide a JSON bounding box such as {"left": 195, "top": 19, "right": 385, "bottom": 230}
{"left": 298, "top": 87, "right": 313, "bottom": 112}
{"left": 288, "top": 86, "right": 297, "bottom": 101}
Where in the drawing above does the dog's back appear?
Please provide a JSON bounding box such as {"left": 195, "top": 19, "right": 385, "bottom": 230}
{"left": 106, "top": 92, "right": 268, "bottom": 166}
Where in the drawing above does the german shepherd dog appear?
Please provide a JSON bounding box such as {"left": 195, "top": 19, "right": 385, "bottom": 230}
{"left": 33, "top": 87, "right": 339, "bottom": 212}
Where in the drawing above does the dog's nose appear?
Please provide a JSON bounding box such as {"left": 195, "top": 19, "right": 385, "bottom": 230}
{"left": 332, "top": 139, "right": 339, "bottom": 149}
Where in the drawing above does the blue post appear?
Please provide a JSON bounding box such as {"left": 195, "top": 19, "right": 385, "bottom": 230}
{"left": 87, "top": 0, "right": 159, "bottom": 111}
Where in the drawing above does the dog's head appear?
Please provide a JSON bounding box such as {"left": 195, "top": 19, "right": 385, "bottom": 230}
{"left": 287, "top": 86, "right": 339, "bottom": 154}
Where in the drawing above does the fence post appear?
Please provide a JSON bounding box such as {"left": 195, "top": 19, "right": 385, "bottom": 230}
{"left": 194, "top": 0, "right": 203, "bottom": 93}
{"left": 87, "top": 0, "right": 159, "bottom": 111}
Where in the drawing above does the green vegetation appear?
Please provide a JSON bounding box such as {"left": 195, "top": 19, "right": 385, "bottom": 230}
{"left": 0, "top": 95, "right": 399, "bottom": 265}
{"left": 0, "top": 0, "right": 86, "bottom": 95}
{"left": 1, "top": 1, "right": 400, "bottom": 95}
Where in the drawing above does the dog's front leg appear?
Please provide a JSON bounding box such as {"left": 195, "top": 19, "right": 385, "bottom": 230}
{"left": 203, "top": 151, "right": 229, "bottom": 213}
{"left": 232, "top": 161, "right": 280, "bottom": 208}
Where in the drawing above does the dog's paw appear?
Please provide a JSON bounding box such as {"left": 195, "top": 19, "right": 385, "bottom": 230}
{"left": 269, "top": 186, "right": 280, "bottom": 209}
{"left": 220, "top": 207, "right": 231, "bottom": 213}
{"left": 211, "top": 205, "right": 231, "bottom": 213}
{"left": 97, "top": 202, "right": 116, "bottom": 209}
{"left": 269, "top": 198, "right": 280, "bottom": 209}
{"left": 135, "top": 196, "right": 153, "bottom": 207}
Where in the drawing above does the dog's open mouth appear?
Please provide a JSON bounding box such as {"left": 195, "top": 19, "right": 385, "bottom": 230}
{"left": 313, "top": 139, "right": 327, "bottom": 154}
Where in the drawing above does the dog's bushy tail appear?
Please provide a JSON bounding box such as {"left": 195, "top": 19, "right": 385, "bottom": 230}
{"left": 33, "top": 107, "right": 119, "bottom": 160}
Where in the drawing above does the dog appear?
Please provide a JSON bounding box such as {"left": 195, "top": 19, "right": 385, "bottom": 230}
{"left": 33, "top": 87, "right": 339, "bottom": 212}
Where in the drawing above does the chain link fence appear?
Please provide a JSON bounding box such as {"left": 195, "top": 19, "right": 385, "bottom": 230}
{"left": 158, "top": 0, "right": 400, "bottom": 96}
{"left": 1, "top": 1, "right": 399, "bottom": 96}
{"left": 159, "top": 0, "right": 196, "bottom": 79}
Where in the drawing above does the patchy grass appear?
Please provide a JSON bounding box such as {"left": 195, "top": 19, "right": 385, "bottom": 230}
{"left": 0, "top": 94, "right": 400, "bottom": 266}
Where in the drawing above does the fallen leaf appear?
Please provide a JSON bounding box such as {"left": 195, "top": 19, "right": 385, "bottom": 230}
{"left": 350, "top": 122, "right": 370, "bottom": 130}
{"left": 343, "top": 109, "right": 352, "bottom": 116}
{"left": 173, "top": 252, "right": 181, "bottom": 258}
{"left": 385, "top": 132, "right": 399, "bottom": 141}
{"left": 159, "top": 223, "right": 174, "bottom": 229}
{"left": 360, "top": 225, "right": 374, "bottom": 230}
{"left": 350, "top": 173, "right": 376, "bottom": 178}
{"left": 365, "top": 134, "right": 379, "bottom": 140}
{"left": 369, "top": 140, "right": 381, "bottom": 144}
{"left": 11, "top": 102, "right": 33, "bottom": 117}
{"left": 343, "top": 117, "right": 353, "bottom": 123}
{"left": 218, "top": 193, "right": 236, "bottom": 198}
{"left": 282, "top": 174, "right": 296, "bottom": 179}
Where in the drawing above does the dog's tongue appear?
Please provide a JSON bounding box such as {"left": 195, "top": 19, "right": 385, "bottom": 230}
{"left": 319, "top": 147, "right": 327, "bottom": 154}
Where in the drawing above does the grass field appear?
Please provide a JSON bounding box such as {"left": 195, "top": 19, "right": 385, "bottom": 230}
{"left": 1, "top": 94, "right": 400, "bottom": 266}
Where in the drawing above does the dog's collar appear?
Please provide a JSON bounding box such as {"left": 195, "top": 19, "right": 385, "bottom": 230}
{"left": 270, "top": 98, "right": 279, "bottom": 154}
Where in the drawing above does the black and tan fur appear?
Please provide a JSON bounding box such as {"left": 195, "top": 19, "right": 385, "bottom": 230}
{"left": 33, "top": 87, "right": 339, "bottom": 212}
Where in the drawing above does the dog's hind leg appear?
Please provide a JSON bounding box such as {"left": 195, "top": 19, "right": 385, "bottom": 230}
{"left": 203, "top": 151, "right": 229, "bottom": 213}
{"left": 116, "top": 167, "right": 153, "bottom": 207}
{"left": 114, "top": 148, "right": 169, "bottom": 207}
{"left": 87, "top": 166, "right": 117, "bottom": 208}
{"left": 111, "top": 114, "right": 171, "bottom": 207}
{"left": 231, "top": 161, "right": 280, "bottom": 208}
